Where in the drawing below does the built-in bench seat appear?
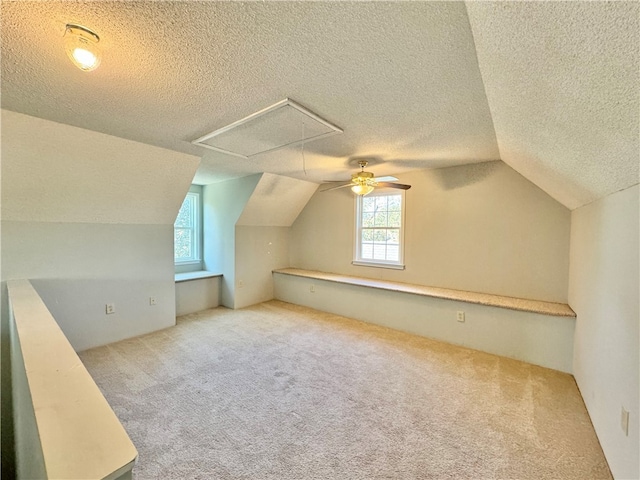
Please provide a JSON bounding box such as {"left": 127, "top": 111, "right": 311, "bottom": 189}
{"left": 174, "top": 271, "right": 222, "bottom": 316}
{"left": 273, "top": 268, "right": 575, "bottom": 317}
{"left": 175, "top": 271, "right": 222, "bottom": 283}
{"left": 272, "top": 268, "right": 576, "bottom": 373}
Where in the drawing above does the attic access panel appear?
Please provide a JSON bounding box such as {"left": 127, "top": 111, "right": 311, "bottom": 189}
{"left": 192, "top": 99, "right": 343, "bottom": 158}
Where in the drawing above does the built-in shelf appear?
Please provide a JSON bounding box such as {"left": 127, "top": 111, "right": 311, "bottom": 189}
{"left": 273, "top": 268, "right": 575, "bottom": 318}
{"left": 175, "top": 271, "right": 222, "bottom": 283}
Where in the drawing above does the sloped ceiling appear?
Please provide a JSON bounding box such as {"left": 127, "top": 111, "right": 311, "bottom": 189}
{"left": 1, "top": 2, "right": 637, "bottom": 210}
{"left": 1, "top": 110, "right": 200, "bottom": 224}
{"left": 466, "top": 2, "right": 639, "bottom": 209}
{"left": 237, "top": 173, "right": 318, "bottom": 227}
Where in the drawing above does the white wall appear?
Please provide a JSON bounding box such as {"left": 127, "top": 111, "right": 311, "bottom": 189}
{"left": 235, "top": 226, "right": 290, "bottom": 309}
{"left": 203, "top": 172, "right": 316, "bottom": 309}
{"left": 569, "top": 184, "right": 639, "bottom": 480}
{"left": 0, "top": 110, "right": 200, "bottom": 349}
{"left": 1, "top": 111, "right": 199, "bottom": 474}
{"left": 274, "top": 272, "right": 575, "bottom": 372}
{"left": 202, "top": 175, "right": 261, "bottom": 308}
{"left": 9, "top": 280, "right": 137, "bottom": 480}
{"left": 175, "top": 277, "right": 221, "bottom": 316}
{"left": 10, "top": 306, "right": 47, "bottom": 480}
{"left": 2, "top": 222, "right": 176, "bottom": 351}
{"left": 290, "top": 161, "right": 571, "bottom": 303}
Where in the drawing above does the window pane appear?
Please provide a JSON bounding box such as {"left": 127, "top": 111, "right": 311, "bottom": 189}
{"left": 386, "top": 245, "right": 399, "bottom": 261}
{"left": 374, "top": 229, "right": 387, "bottom": 242}
{"left": 362, "top": 229, "right": 374, "bottom": 242}
{"left": 388, "top": 195, "right": 401, "bottom": 211}
{"left": 373, "top": 244, "right": 386, "bottom": 260}
{"left": 362, "top": 213, "right": 375, "bottom": 227}
{"left": 174, "top": 228, "right": 192, "bottom": 260}
{"left": 362, "top": 243, "right": 374, "bottom": 259}
{"left": 175, "top": 196, "right": 193, "bottom": 228}
{"left": 374, "top": 211, "right": 387, "bottom": 227}
{"left": 375, "top": 195, "right": 388, "bottom": 210}
{"left": 363, "top": 197, "right": 375, "bottom": 212}
{"left": 388, "top": 211, "right": 401, "bottom": 228}
{"left": 388, "top": 229, "right": 400, "bottom": 244}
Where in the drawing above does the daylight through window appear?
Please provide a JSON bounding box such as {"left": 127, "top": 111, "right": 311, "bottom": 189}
{"left": 174, "top": 190, "right": 201, "bottom": 266}
{"left": 354, "top": 190, "right": 405, "bottom": 268}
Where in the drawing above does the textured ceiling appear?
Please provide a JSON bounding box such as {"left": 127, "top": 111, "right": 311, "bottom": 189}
{"left": 0, "top": 1, "right": 498, "bottom": 185}
{"left": 1, "top": 1, "right": 637, "bottom": 210}
{"left": 466, "top": 1, "right": 639, "bottom": 209}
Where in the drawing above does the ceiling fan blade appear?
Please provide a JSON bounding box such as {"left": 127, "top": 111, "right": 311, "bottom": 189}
{"left": 373, "top": 176, "right": 398, "bottom": 182}
{"left": 320, "top": 182, "right": 355, "bottom": 192}
{"left": 375, "top": 182, "right": 411, "bottom": 190}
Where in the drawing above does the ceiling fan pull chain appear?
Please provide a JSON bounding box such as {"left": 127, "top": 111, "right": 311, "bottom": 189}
{"left": 301, "top": 123, "right": 307, "bottom": 176}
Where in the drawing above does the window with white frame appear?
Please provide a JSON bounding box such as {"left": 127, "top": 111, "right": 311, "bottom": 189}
{"left": 174, "top": 187, "right": 202, "bottom": 270}
{"left": 354, "top": 189, "right": 405, "bottom": 269}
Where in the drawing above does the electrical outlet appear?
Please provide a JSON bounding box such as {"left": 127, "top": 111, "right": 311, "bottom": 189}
{"left": 621, "top": 407, "right": 629, "bottom": 436}
{"left": 310, "top": 284, "right": 315, "bottom": 293}
{"left": 105, "top": 303, "right": 115, "bottom": 315}
{"left": 238, "top": 280, "right": 244, "bottom": 288}
{"left": 457, "top": 311, "right": 465, "bottom": 322}
{"left": 149, "top": 296, "right": 156, "bottom": 306}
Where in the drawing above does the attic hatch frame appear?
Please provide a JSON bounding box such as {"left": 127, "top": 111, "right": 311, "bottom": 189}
{"left": 191, "top": 98, "right": 343, "bottom": 159}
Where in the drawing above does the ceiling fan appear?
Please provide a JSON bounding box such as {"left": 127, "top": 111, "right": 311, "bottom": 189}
{"left": 320, "top": 160, "right": 411, "bottom": 196}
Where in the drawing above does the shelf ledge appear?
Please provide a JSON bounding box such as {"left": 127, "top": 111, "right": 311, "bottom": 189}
{"left": 273, "top": 268, "right": 575, "bottom": 318}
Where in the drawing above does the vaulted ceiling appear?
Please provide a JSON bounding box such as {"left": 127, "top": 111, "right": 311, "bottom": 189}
{"left": 1, "top": 1, "right": 637, "bottom": 210}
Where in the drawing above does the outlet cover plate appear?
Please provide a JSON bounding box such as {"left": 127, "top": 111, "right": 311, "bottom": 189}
{"left": 621, "top": 407, "right": 629, "bottom": 436}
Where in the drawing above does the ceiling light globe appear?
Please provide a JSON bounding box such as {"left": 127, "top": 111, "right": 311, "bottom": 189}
{"left": 351, "top": 184, "right": 374, "bottom": 196}
{"left": 64, "top": 24, "right": 101, "bottom": 72}
{"left": 72, "top": 47, "right": 99, "bottom": 70}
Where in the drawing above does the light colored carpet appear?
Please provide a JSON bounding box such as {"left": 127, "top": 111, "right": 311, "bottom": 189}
{"left": 80, "top": 300, "right": 611, "bottom": 479}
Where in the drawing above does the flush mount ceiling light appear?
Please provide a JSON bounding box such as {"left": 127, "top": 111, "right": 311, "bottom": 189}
{"left": 192, "top": 99, "right": 343, "bottom": 158}
{"left": 64, "top": 24, "right": 101, "bottom": 71}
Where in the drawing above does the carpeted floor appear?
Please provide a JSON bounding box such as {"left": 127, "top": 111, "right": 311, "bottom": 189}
{"left": 79, "top": 300, "right": 611, "bottom": 479}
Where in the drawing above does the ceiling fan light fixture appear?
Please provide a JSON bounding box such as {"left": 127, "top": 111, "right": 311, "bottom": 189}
{"left": 320, "top": 159, "right": 411, "bottom": 195}
{"left": 351, "top": 184, "right": 374, "bottom": 196}
{"left": 64, "top": 24, "right": 101, "bottom": 71}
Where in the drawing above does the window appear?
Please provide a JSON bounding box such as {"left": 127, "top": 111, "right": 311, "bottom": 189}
{"left": 354, "top": 189, "right": 405, "bottom": 269}
{"left": 174, "top": 186, "right": 202, "bottom": 271}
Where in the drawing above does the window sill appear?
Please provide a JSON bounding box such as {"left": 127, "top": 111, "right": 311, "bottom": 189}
{"left": 175, "top": 260, "right": 202, "bottom": 266}
{"left": 175, "top": 271, "right": 222, "bottom": 283}
{"left": 175, "top": 261, "right": 204, "bottom": 275}
{"left": 352, "top": 261, "right": 405, "bottom": 270}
